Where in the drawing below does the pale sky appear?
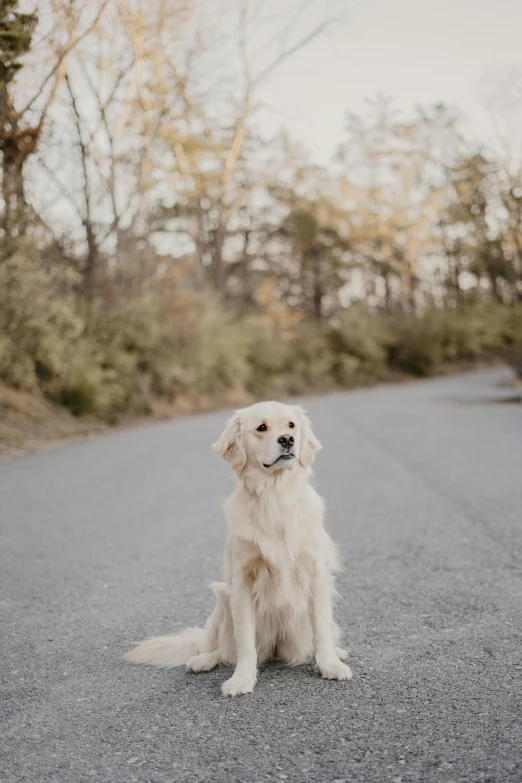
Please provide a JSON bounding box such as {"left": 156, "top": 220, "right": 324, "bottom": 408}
{"left": 256, "top": 0, "right": 522, "bottom": 163}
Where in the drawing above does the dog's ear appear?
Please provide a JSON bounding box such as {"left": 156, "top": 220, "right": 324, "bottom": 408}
{"left": 294, "top": 406, "right": 322, "bottom": 467}
{"left": 212, "top": 413, "right": 246, "bottom": 471}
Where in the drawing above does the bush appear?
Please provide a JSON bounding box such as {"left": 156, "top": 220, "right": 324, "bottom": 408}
{"left": 91, "top": 292, "right": 250, "bottom": 398}
{"left": 243, "top": 318, "right": 334, "bottom": 397}
{"left": 330, "top": 305, "right": 392, "bottom": 384}
{"left": 0, "top": 250, "right": 83, "bottom": 391}
{"left": 51, "top": 292, "right": 255, "bottom": 420}
{"left": 243, "top": 318, "right": 295, "bottom": 397}
{"left": 281, "top": 321, "right": 335, "bottom": 395}
{"left": 388, "top": 304, "right": 522, "bottom": 376}
{"left": 1, "top": 251, "right": 521, "bottom": 422}
{"left": 440, "top": 304, "right": 509, "bottom": 360}
{"left": 389, "top": 311, "right": 445, "bottom": 376}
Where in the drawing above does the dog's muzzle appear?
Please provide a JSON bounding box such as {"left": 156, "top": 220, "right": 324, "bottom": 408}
{"left": 263, "top": 450, "right": 295, "bottom": 468}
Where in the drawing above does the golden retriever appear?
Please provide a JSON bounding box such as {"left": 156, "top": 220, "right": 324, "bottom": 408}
{"left": 124, "top": 402, "right": 352, "bottom": 696}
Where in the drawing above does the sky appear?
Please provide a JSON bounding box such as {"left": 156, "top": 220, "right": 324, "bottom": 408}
{"left": 255, "top": 0, "right": 522, "bottom": 163}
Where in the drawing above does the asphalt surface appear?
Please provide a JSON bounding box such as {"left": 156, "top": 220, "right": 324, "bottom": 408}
{"left": 1, "top": 367, "right": 522, "bottom": 783}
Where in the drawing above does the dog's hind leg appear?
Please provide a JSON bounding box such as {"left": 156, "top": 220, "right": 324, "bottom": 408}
{"left": 186, "top": 583, "right": 231, "bottom": 673}
{"left": 203, "top": 582, "right": 229, "bottom": 646}
{"left": 186, "top": 650, "right": 221, "bottom": 672}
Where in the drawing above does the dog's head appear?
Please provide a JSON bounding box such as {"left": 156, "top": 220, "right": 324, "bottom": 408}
{"left": 212, "top": 401, "right": 322, "bottom": 476}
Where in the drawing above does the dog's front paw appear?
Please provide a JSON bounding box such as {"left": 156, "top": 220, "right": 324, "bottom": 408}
{"left": 221, "top": 670, "right": 256, "bottom": 696}
{"left": 317, "top": 657, "right": 353, "bottom": 681}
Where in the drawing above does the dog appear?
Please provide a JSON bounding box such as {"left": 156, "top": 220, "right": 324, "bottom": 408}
{"left": 124, "top": 401, "right": 352, "bottom": 696}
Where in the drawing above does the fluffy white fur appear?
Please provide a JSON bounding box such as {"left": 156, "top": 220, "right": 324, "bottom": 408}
{"left": 124, "top": 401, "right": 352, "bottom": 696}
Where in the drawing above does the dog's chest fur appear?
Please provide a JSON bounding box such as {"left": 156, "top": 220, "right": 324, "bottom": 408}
{"left": 225, "top": 476, "right": 329, "bottom": 619}
{"left": 243, "top": 539, "right": 315, "bottom": 618}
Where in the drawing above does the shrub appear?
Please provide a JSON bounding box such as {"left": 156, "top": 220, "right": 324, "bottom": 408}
{"left": 389, "top": 311, "right": 445, "bottom": 376}
{"left": 330, "top": 305, "right": 392, "bottom": 384}
{"left": 440, "top": 304, "right": 509, "bottom": 360}
{"left": 243, "top": 317, "right": 294, "bottom": 397}
{"left": 0, "top": 250, "right": 83, "bottom": 391}
{"left": 1, "top": 249, "right": 521, "bottom": 423}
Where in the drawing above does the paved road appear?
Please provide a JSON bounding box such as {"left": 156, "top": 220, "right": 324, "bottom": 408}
{"left": 1, "top": 368, "right": 521, "bottom": 783}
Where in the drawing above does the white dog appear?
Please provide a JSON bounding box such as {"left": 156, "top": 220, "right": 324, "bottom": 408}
{"left": 125, "top": 402, "right": 352, "bottom": 696}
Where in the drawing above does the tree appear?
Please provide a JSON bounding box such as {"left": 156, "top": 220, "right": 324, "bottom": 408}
{"left": 37, "top": 0, "right": 191, "bottom": 301}
{"left": 337, "top": 99, "right": 466, "bottom": 312}
{"left": 0, "top": 0, "right": 108, "bottom": 255}
{"left": 0, "top": 0, "right": 37, "bottom": 249}
{"left": 154, "top": 0, "right": 333, "bottom": 294}
{"left": 481, "top": 66, "right": 522, "bottom": 300}
{"left": 264, "top": 186, "right": 351, "bottom": 320}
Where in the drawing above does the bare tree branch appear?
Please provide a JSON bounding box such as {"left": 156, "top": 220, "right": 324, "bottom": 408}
{"left": 17, "top": 0, "right": 110, "bottom": 120}
{"left": 253, "top": 19, "right": 331, "bottom": 87}
{"left": 37, "top": 156, "right": 84, "bottom": 224}
{"left": 277, "top": 0, "right": 316, "bottom": 57}
{"left": 65, "top": 72, "right": 93, "bottom": 225}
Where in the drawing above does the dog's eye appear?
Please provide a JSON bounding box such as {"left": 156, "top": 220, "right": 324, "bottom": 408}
{"left": 256, "top": 423, "right": 267, "bottom": 432}
{"left": 289, "top": 421, "right": 295, "bottom": 429}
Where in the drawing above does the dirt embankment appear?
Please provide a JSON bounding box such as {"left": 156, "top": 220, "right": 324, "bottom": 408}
{"left": 0, "top": 384, "right": 253, "bottom": 460}
{"left": 0, "top": 384, "right": 104, "bottom": 458}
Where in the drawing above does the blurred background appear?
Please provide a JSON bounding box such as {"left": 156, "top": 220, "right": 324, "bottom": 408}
{"left": 1, "top": 0, "right": 522, "bottom": 448}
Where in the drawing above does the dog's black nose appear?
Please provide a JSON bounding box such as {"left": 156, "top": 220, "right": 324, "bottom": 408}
{"left": 277, "top": 434, "right": 295, "bottom": 449}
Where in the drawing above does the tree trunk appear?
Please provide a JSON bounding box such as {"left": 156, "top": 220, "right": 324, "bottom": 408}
{"left": 383, "top": 271, "right": 391, "bottom": 313}
{"left": 212, "top": 222, "right": 226, "bottom": 293}
{"left": 509, "top": 226, "right": 522, "bottom": 302}
{"left": 446, "top": 249, "right": 462, "bottom": 308}
{"left": 83, "top": 219, "right": 99, "bottom": 301}
{"left": 191, "top": 214, "right": 205, "bottom": 290}
{"left": 2, "top": 147, "right": 28, "bottom": 254}
{"left": 1, "top": 86, "right": 38, "bottom": 257}
{"left": 311, "top": 253, "right": 323, "bottom": 320}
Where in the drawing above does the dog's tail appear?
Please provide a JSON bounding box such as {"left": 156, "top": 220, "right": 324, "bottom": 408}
{"left": 124, "top": 582, "right": 229, "bottom": 669}
{"left": 124, "top": 627, "right": 208, "bottom": 668}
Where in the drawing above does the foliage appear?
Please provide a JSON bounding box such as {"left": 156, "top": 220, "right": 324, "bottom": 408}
{"left": 0, "top": 0, "right": 37, "bottom": 85}
{"left": 1, "top": 249, "right": 520, "bottom": 419}
{"left": 330, "top": 305, "right": 393, "bottom": 383}
{"left": 0, "top": 250, "right": 83, "bottom": 390}
{"left": 1, "top": 2, "right": 522, "bottom": 427}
